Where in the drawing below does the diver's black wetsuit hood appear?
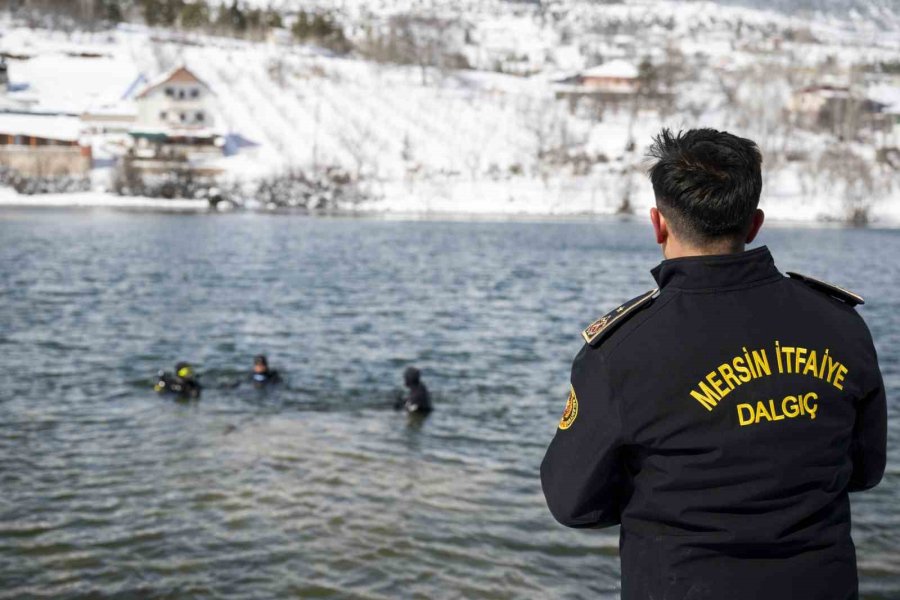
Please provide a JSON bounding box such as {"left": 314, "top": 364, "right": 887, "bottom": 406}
{"left": 404, "top": 367, "right": 421, "bottom": 387}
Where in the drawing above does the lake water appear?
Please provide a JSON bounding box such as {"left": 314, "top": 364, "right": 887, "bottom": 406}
{"left": 0, "top": 210, "right": 898, "bottom": 599}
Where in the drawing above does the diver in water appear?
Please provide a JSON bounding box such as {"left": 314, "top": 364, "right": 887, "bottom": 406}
{"left": 395, "top": 367, "right": 432, "bottom": 415}
{"left": 250, "top": 354, "right": 281, "bottom": 386}
{"left": 155, "top": 362, "right": 202, "bottom": 399}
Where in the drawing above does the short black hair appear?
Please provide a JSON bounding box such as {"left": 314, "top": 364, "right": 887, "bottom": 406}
{"left": 647, "top": 128, "right": 762, "bottom": 243}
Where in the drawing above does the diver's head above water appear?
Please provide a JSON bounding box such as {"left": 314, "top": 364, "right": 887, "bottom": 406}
{"left": 404, "top": 366, "right": 421, "bottom": 388}
{"left": 253, "top": 355, "right": 269, "bottom": 375}
{"left": 175, "top": 362, "right": 196, "bottom": 381}
{"left": 250, "top": 355, "right": 280, "bottom": 385}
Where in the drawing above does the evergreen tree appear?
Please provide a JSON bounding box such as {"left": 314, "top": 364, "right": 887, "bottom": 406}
{"left": 95, "top": 0, "right": 124, "bottom": 22}
{"left": 225, "top": 0, "right": 247, "bottom": 33}
{"left": 264, "top": 8, "right": 282, "bottom": 29}
{"left": 180, "top": 1, "right": 210, "bottom": 29}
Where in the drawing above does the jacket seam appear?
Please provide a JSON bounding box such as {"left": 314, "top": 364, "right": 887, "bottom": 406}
{"left": 656, "top": 245, "right": 771, "bottom": 267}
{"left": 600, "top": 291, "right": 680, "bottom": 443}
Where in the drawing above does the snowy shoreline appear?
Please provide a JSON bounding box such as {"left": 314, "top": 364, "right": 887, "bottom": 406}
{"left": 0, "top": 190, "right": 210, "bottom": 211}
{"left": 2, "top": 188, "right": 899, "bottom": 227}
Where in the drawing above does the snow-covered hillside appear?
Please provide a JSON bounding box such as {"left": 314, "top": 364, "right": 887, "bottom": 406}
{"left": 0, "top": 0, "right": 898, "bottom": 222}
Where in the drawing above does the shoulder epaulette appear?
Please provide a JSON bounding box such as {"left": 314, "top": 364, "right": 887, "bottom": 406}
{"left": 786, "top": 272, "right": 864, "bottom": 306}
{"left": 582, "top": 288, "right": 658, "bottom": 346}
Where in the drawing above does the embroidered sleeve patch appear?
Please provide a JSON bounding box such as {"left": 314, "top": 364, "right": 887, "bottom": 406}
{"left": 559, "top": 386, "right": 579, "bottom": 430}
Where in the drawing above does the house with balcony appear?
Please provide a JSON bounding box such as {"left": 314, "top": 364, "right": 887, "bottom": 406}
{"left": 127, "top": 65, "right": 223, "bottom": 173}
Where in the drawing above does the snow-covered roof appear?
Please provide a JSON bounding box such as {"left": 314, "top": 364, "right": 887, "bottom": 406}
{"left": 796, "top": 85, "right": 851, "bottom": 98}
{"left": 83, "top": 100, "right": 137, "bottom": 118}
{"left": 867, "top": 84, "right": 900, "bottom": 109}
{"left": 582, "top": 59, "right": 638, "bottom": 79}
{"left": 135, "top": 65, "right": 211, "bottom": 99}
{"left": 0, "top": 113, "right": 83, "bottom": 141}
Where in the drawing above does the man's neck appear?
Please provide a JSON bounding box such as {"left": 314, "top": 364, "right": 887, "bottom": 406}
{"left": 663, "top": 238, "right": 746, "bottom": 260}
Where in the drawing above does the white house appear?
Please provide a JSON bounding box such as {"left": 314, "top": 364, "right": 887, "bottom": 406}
{"left": 134, "top": 65, "right": 214, "bottom": 130}
{"left": 128, "top": 65, "right": 223, "bottom": 170}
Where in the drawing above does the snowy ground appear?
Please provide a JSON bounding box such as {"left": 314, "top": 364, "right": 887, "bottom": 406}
{"left": 0, "top": 0, "right": 898, "bottom": 223}
{"left": 0, "top": 188, "right": 209, "bottom": 211}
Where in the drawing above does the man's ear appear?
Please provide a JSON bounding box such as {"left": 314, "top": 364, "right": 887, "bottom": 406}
{"left": 746, "top": 209, "right": 765, "bottom": 243}
{"left": 650, "top": 206, "right": 667, "bottom": 245}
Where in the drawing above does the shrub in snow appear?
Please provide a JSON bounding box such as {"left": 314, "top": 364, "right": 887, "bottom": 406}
{"left": 0, "top": 167, "right": 90, "bottom": 195}
{"left": 251, "top": 167, "right": 367, "bottom": 210}
{"left": 112, "top": 159, "right": 215, "bottom": 200}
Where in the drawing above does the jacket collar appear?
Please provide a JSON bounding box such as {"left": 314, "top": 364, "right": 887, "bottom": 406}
{"left": 651, "top": 245, "right": 781, "bottom": 291}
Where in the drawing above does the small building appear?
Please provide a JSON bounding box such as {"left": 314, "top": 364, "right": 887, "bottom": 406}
{"left": 788, "top": 85, "right": 852, "bottom": 116}
{"left": 788, "top": 85, "right": 888, "bottom": 138}
{"left": 553, "top": 60, "right": 642, "bottom": 115}
{"left": 579, "top": 60, "right": 640, "bottom": 94}
{"left": 0, "top": 113, "right": 91, "bottom": 177}
{"left": 80, "top": 101, "right": 137, "bottom": 134}
{"left": 128, "top": 65, "right": 223, "bottom": 171}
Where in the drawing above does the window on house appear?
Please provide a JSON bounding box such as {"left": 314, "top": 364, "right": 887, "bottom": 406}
{"left": 159, "top": 111, "right": 167, "bottom": 120}
{"left": 180, "top": 113, "right": 186, "bottom": 122}
{"left": 191, "top": 88, "right": 199, "bottom": 98}
{"left": 165, "top": 87, "right": 174, "bottom": 97}
{"left": 196, "top": 112, "right": 204, "bottom": 122}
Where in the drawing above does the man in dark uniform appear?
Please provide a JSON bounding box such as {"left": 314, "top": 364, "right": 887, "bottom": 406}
{"left": 540, "top": 128, "right": 886, "bottom": 600}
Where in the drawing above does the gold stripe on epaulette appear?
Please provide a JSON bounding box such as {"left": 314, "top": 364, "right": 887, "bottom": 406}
{"left": 582, "top": 288, "right": 658, "bottom": 345}
{"left": 786, "top": 272, "right": 864, "bottom": 306}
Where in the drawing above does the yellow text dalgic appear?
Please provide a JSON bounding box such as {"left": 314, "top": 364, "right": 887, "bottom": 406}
{"left": 737, "top": 392, "right": 818, "bottom": 426}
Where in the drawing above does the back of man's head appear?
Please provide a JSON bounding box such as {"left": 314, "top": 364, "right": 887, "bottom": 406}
{"left": 647, "top": 128, "right": 762, "bottom": 246}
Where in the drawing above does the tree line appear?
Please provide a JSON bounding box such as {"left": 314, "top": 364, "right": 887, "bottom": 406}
{"left": 5, "top": 0, "right": 349, "bottom": 50}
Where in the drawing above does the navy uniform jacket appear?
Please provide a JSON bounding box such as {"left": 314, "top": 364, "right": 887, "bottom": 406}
{"left": 540, "top": 246, "right": 886, "bottom": 600}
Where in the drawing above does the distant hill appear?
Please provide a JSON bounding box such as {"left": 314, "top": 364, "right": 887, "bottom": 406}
{"left": 718, "top": 0, "right": 899, "bottom": 19}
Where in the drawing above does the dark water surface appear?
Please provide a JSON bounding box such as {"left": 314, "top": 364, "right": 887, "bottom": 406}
{"left": 0, "top": 210, "right": 897, "bottom": 599}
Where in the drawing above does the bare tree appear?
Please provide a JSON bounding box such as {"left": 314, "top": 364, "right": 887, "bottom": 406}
{"left": 817, "top": 144, "right": 880, "bottom": 225}
{"left": 465, "top": 149, "right": 482, "bottom": 181}
{"left": 267, "top": 56, "right": 287, "bottom": 88}
{"left": 625, "top": 56, "right": 660, "bottom": 151}
{"left": 364, "top": 14, "right": 466, "bottom": 85}
{"left": 522, "top": 97, "right": 564, "bottom": 183}
{"left": 658, "top": 43, "right": 685, "bottom": 118}
{"left": 336, "top": 120, "right": 376, "bottom": 181}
